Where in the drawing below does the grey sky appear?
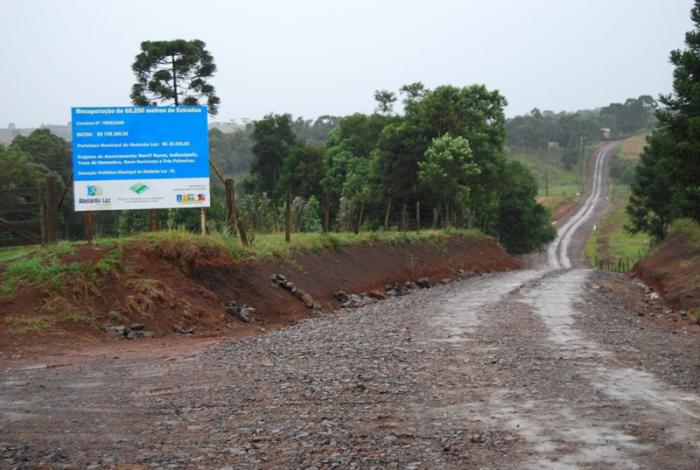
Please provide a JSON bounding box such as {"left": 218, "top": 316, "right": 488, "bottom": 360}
{"left": 2, "top": 0, "right": 694, "bottom": 127}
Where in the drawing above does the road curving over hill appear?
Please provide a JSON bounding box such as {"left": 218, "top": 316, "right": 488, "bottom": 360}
{"left": 1, "top": 143, "right": 699, "bottom": 468}
{"left": 428, "top": 141, "right": 700, "bottom": 467}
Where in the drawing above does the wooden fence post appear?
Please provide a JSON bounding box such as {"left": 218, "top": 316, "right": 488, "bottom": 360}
{"left": 285, "top": 187, "right": 292, "bottom": 243}
{"left": 149, "top": 209, "right": 157, "bottom": 232}
{"left": 85, "top": 211, "right": 94, "bottom": 244}
{"left": 415, "top": 201, "right": 420, "bottom": 232}
{"left": 323, "top": 188, "right": 330, "bottom": 233}
{"left": 355, "top": 201, "right": 365, "bottom": 234}
{"left": 42, "top": 175, "right": 59, "bottom": 244}
{"left": 400, "top": 204, "right": 407, "bottom": 232}
{"left": 39, "top": 179, "right": 47, "bottom": 243}
{"left": 384, "top": 199, "right": 391, "bottom": 231}
{"left": 225, "top": 178, "right": 237, "bottom": 236}
{"left": 57, "top": 171, "right": 73, "bottom": 211}
{"left": 200, "top": 207, "right": 207, "bottom": 235}
{"left": 236, "top": 207, "right": 250, "bottom": 246}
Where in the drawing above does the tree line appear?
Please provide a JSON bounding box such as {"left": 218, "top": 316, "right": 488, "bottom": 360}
{"left": 0, "top": 39, "right": 560, "bottom": 255}
{"left": 506, "top": 95, "right": 657, "bottom": 169}
{"left": 627, "top": 0, "right": 700, "bottom": 241}
{"left": 243, "top": 84, "right": 556, "bottom": 254}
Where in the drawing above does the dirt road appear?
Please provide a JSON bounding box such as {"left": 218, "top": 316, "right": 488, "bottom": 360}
{"left": 2, "top": 144, "right": 699, "bottom": 468}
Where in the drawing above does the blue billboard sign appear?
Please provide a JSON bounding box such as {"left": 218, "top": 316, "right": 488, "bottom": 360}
{"left": 71, "top": 106, "right": 210, "bottom": 211}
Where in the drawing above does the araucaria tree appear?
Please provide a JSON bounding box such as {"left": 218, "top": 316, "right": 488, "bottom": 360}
{"left": 130, "top": 39, "right": 220, "bottom": 114}
{"left": 627, "top": 1, "right": 700, "bottom": 239}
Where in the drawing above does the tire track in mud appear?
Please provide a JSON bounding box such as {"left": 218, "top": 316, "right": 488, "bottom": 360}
{"left": 429, "top": 142, "right": 700, "bottom": 467}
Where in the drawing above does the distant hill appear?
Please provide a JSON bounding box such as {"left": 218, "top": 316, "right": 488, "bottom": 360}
{"left": 0, "top": 121, "right": 244, "bottom": 145}
{"left": 0, "top": 124, "right": 72, "bottom": 144}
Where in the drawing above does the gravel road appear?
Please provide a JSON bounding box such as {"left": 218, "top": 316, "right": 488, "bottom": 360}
{"left": 1, "top": 143, "right": 699, "bottom": 469}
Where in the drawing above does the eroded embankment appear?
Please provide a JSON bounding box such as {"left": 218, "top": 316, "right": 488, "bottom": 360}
{"left": 634, "top": 225, "right": 700, "bottom": 316}
{"left": 0, "top": 234, "right": 518, "bottom": 353}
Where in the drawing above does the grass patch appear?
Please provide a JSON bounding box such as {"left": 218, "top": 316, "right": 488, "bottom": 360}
{"left": 0, "top": 228, "right": 485, "bottom": 296}
{"left": 508, "top": 150, "right": 582, "bottom": 197}
{"left": 0, "top": 242, "right": 123, "bottom": 300}
{"left": 243, "top": 229, "right": 479, "bottom": 260}
{"left": 586, "top": 184, "right": 651, "bottom": 270}
{"left": 6, "top": 315, "right": 52, "bottom": 332}
{"left": 95, "top": 245, "right": 124, "bottom": 273}
{"left": 125, "top": 227, "right": 482, "bottom": 261}
{"left": 670, "top": 219, "right": 700, "bottom": 247}
{"left": 0, "top": 245, "right": 37, "bottom": 264}
{"left": 507, "top": 146, "right": 599, "bottom": 217}
{"left": 619, "top": 134, "right": 647, "bottom": 161}
{"left": 66, "top": 311, "right": 91, "bottom": 324}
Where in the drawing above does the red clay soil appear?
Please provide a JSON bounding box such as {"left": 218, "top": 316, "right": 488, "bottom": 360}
{"left": 634, "top": 229, "right": 700, "bottom": 313}
{"left": 0, "top": 235, "right": 518, "bottom": 359}
{"left": 552, "top": 203, "right": 576, "bottom": 222}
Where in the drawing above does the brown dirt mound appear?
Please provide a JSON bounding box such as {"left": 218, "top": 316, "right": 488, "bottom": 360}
{"left": 552, "top": 203, "right": 576, "bottom": 222}
{"left": 634, "top": 229, "right": 700, "bottom": 313}
{"left": 0, "top": 234, "right": 518, "bottom": 357}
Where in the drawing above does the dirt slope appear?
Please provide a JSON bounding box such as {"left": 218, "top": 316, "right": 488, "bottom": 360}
{"left": 634, "top": 226, "right": 700, "bottom": 315}
{"left": 0, "top": 234, "right": 518, "bottom": 356}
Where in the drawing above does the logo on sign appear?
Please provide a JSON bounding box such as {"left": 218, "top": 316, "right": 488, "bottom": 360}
{"left": 129, "top": 183, "right": 149, "bottom": 194}
{"left": 176, "top": 193, "right": 206, "bottom": 204}
{"left": 87, "top": 185, "right": 103, "bottom": 196}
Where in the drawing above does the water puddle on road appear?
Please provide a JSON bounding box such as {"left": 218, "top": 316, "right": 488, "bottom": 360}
{"left": 430, "top": 270, "right": 542, "bottom": 344}
{"left": 520, "top": 269, "right": 608, "bottom": 359}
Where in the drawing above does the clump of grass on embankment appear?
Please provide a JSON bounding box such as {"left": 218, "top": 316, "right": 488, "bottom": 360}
{"left": 0, "top": 241, "right": 123, "bottom": 300}
{"left": 117, "top": 227, "right": 483, "bottom": 260}
{"left": 0, "top": 228, "right": 485, "bottom": 295}
{"left": 0, "top": 228, "right": 485, "bottom": 334}
{"left": 670, "top": 219, "right": 700, "bottom": 248}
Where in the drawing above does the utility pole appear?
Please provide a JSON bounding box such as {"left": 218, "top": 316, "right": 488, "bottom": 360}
{"left": 285, "top": 187, "right": 292, "bottom": 243}
{"left": 579, "top": 136, "right": 585, "bottom": 193}
{"left": 544, "top": 157, "right": 549, "bottom": 197}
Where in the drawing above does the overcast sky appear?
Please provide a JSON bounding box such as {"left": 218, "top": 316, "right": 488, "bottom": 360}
{"left": 2, "top": 0, "right": 694, "bottom": 127}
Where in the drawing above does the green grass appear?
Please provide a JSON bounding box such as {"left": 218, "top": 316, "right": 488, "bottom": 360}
{"left": 0, "top": 228, "right": 484, "bottom": 300}
{"left": 507, "top": 145, "right": 597, "bottom": 216}
{"left": 670, "top": 219, "right": 700, "bottom": 247}
{"left": 509, "top": 150, "right": 582, "bottom": 196}
{"left": 233, "top": 228, "right": 482, "bottom": 260}
{"left": 6, "top": 315, "right": 52, "bottom": 332}
{"left": 0, "top": 242, "right": 123, "bottom": 299}
{"left": 586, "top": 185, "right": 651, "bottom": 269}
{"left": 0, "top": 245, "right": 37, "bottom": 264}
{"left": 96, "top": 227, "right": 484, "bottom": 261}
{"left": 66, "top": 312, "right": 91, "bottom": 324}
{"left": 618, "top": 134, "right": 647, "bottom": 161}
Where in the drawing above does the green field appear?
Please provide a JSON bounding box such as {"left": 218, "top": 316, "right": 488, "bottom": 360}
{"left": 507, "top": 147, "right": 586, "bottom": 214}
{"left": 585, "top": 184, "right": 651, "bottom": 270}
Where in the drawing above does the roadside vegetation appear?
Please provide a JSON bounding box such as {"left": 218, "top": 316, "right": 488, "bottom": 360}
{"left": 0, "top": 227, "right": 485, "bottom": 333}
{"left": 508, "top": 145, "right": 587, "bottom": 217}
{"left": 0, "top": 228, "right": 483, "bottom": 296}
{"left": 585, "top": 184, "right": 651, "bottom": 270}
{"left": 584, "top": 134, "right": 651, "bottom": 270}
{"left": 0, "top": 241, "right": 123, "bottom": 299}
{"left": 627, "top": 2, "right": 700, "bottom": 242}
